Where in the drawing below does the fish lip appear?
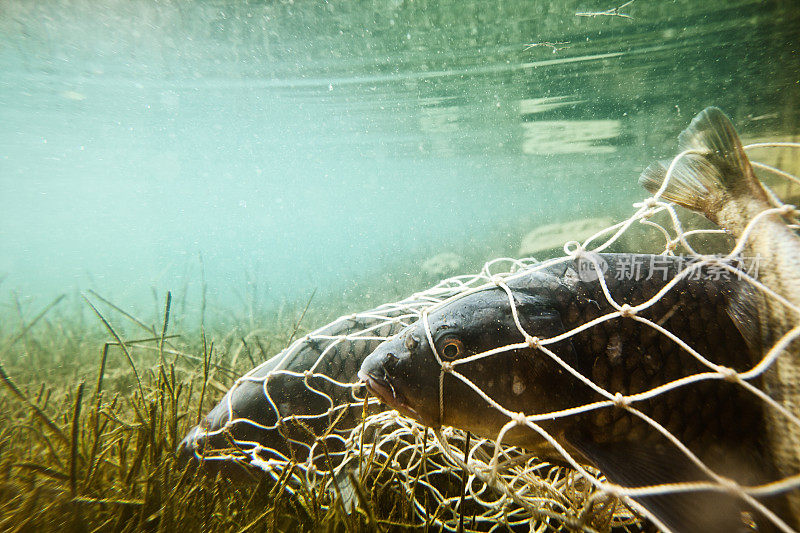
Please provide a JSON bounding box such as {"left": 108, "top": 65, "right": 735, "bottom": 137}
{"left": 360, "top": 371, "right": 425, "bottom": 423}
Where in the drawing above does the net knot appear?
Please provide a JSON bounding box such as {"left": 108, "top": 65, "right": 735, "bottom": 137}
{"left": 642, "top": 196, "right": 658, "bottom": 208}
{"left": 486, "top": 462, "right": 501, "bottom": 482}
{"left": 511, "top": 411, "right": 527, "bottom": 425}
{"left": 718, "top": 477, "right": 743, "bottom": 496}
{"left": 719, "top": 366, "right": 739, "bottom": 382}
{"left": 603, "top": 484, "right": 622, "bottom": 498}
{"left": 613, "top": 392, "right": 630, "bottom": 407}
{"left": 525, "top": 335, "right": 540, "bottom": 348}
{"left": 303, "top": 369, "right": 313, "bottom": 379}
{"left": 619, "top": 304, "right": 635, "bottom": 318}
{"left": 490, "top": 275, "right": 504, "bottom": 286}
{"left": 778, "top": 203, "right": 797, "bottom": 217}
{"left": 441, "top": 361, "right": 454, "bottom": 373}
{"left": 665, "top": 239, "right": 678, "bottom": 253}
{"left": 563, "top": 240, "right": 584, "bottom": 257}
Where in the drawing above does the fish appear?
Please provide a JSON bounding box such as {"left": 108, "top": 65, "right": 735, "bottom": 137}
{"left": 359, "top": 107, "right": 800, "bottom": 531}
{"left": 359, "top": 252, "right": 790, "bottom": 532}
{"left": 639, "top": 106, "right": 800, "bottom": 520}
{"left": 176, "top": 308, "right": 408, "bottom": 478}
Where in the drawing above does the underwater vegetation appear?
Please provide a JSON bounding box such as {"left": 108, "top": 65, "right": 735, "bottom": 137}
{"left": 0, "top": 291, "right": 390, "bottom": 532}
{"left": 1, "top": 154, "right": 798, "bottom": 533}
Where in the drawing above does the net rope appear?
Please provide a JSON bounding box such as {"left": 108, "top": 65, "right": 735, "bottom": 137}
{"left": 186, "top": 141, "right": 800, "bottom": 532}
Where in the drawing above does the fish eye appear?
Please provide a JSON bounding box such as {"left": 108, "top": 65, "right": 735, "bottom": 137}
{"left": 440, "top": 338, "right": 463, "bottom": 360}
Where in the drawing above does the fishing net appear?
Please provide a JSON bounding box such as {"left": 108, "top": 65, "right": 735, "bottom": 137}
{"left": 184, "top": 140, "right": 800, "bottom": 532}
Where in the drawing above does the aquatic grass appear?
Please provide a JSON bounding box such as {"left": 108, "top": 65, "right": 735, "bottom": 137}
{"left": 83, "top": 295, "right": 146, "bottom": 402}
{"left": 0, "top": 290, "right": 457, "bottom": 533}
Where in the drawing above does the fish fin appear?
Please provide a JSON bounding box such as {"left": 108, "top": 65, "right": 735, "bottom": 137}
{"left": 724, "top": 280, "right": 766, "bottom": 356}
{"left": 676, "top": 106, "right": 753, "bottom": 178}
{"left": 565, "top": 431, "right": 753, "bottom": 533}
{"left": 639, "top": 107, "right": 761, "bottom": 220}
{"left": 639, "top": 156, "right": 721, "bottom": 213}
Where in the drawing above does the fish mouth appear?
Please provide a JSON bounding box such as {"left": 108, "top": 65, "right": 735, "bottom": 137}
{"left": 358, "top": 369, "right": 424, "bottom": 423}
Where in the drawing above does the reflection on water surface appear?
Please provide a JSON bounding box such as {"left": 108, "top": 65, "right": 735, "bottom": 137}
{"left": 0, "top": 0, "right": 797, "bottom": 312}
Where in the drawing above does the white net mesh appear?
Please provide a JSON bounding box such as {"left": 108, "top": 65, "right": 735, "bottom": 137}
{"left": 181, "top": 133, "right": 800, "bottom": 532}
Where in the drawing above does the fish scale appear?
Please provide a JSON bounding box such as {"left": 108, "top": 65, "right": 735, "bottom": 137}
{"left": 360, "top": 253, "right": 784, "bottom": 532}
{"left": 526, "top": 255, "right": 764, "bottom": 450}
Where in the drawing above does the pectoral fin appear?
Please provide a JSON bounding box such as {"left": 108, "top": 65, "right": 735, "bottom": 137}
{"left": 724, "top": 279, "right": 768, "bottom": 357}
{"left": 564, "top": 432, "right": 755, "bottom": 533}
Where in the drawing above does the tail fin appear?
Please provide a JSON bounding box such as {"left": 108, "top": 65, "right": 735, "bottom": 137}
{"left": 638, "top": 107, "right": 760, "bottom": 217}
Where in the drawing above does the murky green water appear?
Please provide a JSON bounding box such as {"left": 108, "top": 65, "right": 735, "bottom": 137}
{"left": 1, "top": 0, "right": 798, "bottom": 317}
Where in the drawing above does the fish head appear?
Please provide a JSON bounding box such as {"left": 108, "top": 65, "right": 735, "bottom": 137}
{"left": 359, "top": 283, "right": 582, "bottom": 446}
{"left": 358, "top": 324, "right": 440, "bottom": 427}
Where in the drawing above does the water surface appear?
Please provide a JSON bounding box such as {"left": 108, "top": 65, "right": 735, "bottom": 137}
{"left": 1, "top": 0, "right": 797, "bottom": 319}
